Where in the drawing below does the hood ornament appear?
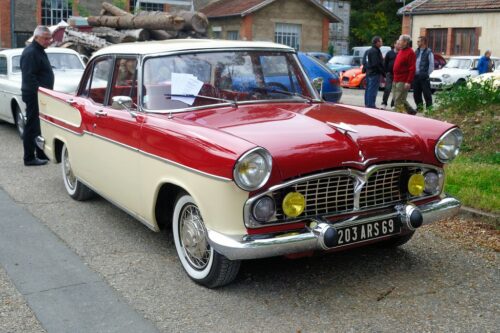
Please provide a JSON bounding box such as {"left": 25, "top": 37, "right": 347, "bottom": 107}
{"left": 327, "top": 122, "right": 358, "bottom": 135}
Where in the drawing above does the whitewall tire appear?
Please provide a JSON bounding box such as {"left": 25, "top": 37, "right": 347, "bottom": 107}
{"left": 173, "top": 194, "right": 240, "bottom": 288}
{"left": 61, "top": 144, "right": 94, "bottom": 201}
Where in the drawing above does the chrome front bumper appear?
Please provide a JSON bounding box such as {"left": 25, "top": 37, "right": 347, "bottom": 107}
{"left": 208, "top": 196, "right": 460, "bottom": 261}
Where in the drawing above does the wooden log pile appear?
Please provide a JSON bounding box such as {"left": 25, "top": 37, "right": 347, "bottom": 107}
{"left": 62, "top": 2, "right": 209, "bottom": 56}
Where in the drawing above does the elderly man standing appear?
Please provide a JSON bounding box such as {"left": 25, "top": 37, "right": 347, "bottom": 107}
{"left": 392, "top": 34, "right": 416, "bottom": 115}
{"left": 413, "top": 36, "right": 434, "bottom": 111}
{"left": 20, "top": 26, "right": 54, "bottom": 166}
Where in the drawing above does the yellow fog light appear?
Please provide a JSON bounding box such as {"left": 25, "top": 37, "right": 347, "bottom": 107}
{"left": 282, "top": 192, "right": 305, "bottom": 217}
{"left": 408, "top": 174, "right": 425, "bottom": 196}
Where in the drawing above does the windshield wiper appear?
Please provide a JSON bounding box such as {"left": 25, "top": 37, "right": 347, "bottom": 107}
{"left": 164, "top": 93, "right": 238, "bottom": 108}
{"left": 256, "top": 87, "right": 314, "bottom": 104}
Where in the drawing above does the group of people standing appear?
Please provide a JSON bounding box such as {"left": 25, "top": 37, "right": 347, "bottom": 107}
{"left": 363, "top": 34, "right": 435, "bottom": 115}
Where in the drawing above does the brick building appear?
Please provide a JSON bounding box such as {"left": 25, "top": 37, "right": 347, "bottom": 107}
{"left": 200, "top": 0, "right": 341, "bottom": 52}
{"left": 0, "top": 0, "right": 211, "bottom": 48}
{"left": 398, "top": 0, "right": 500, "bottom": 57}
{"left": 321, "top": 0, "right": 350, "bottom": 55}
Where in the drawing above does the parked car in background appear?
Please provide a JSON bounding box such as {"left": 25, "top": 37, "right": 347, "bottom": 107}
{"left": 298, "top": 52, "right": 342, "bottom": 103}
{"left": 0, "top": 47, "right": 85, "bottom": 137}
{"left": 38, "top": 39, "right": 462, "bottom": 288}
{"left": 341, "top": 53, "right": 446, "bottom": 89}
{"left": 430, "top": 56, "right": 500, "bottom": 90}
{"left": 305, "top": 52, "right": 332, "bottom": 63}
{"left": 326, "top": 55, "right": 361, "bottom": 73}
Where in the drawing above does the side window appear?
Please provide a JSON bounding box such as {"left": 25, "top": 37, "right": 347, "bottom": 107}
{"left": 88, "top": 57, "right": 113, "bottom": 105}
{"left": 110, "top": 57, "right": 138, "bottom": 108}
{"left": 0, "top": 57, "right": 7, "bottom": 75}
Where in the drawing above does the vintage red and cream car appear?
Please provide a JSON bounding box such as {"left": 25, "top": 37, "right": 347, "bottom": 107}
{"left": 37, "top": 40, "right": 462, "bottom": 288}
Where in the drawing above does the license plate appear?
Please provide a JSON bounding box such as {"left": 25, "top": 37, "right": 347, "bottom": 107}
{"left": 336, "top": 218, "right": 400, "bottom": 246}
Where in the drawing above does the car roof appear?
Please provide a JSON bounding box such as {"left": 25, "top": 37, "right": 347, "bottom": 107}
{"left": 91, "top": 39, "right": 294, "bottom": 58}
{"left": 0, "top": 47, "right": 82, "bottom": 56}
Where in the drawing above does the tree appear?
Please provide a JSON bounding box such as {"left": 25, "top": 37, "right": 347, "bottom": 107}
{"left": 350, "top": 0, "right": 403, "bottom": 47}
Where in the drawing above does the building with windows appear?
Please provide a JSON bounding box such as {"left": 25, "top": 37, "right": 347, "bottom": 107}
{"left": 320, "top": 0, "right": 350, "bottom": 55}
{"left": 0, "top": 0, "right": 211, "bottom": 48}
{"left": 398, "top": 0, "right": 500, "bottom": 57}
{"left": 200, "top": 0, "right": 341, "bottom": 52}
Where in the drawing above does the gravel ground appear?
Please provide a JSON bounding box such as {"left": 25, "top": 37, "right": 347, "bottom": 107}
{"left": 0, "top": 116, "right": 498, "bottom": 332}
{"left": 0, "top": 267, "right": 45, "bottom": 333}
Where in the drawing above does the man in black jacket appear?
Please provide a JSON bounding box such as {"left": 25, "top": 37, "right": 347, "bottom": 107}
{"left": 381, "top": 40, "right": 399, "bottom": 109}
{"left": 20, "top": 26, "right": 54, "bottom": 166}
{"left": 363, "top": 36, "right": 385, "bottom": 108}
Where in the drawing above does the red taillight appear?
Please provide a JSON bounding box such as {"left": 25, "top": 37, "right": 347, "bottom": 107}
{"left": 329, "top": 78, "right": 340, "bottom": 86}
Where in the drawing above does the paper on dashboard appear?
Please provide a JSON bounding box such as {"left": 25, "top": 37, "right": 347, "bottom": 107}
{"left": 171, "top": 73, "right": 204, "bottom": 105}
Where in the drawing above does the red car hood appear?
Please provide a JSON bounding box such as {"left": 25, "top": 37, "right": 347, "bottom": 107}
{"left": 178, "top": 103, "right": 449, "bottom": 180}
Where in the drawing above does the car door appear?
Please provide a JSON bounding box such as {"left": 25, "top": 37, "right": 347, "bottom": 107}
{"left": 83, "top": 55, "right": 143, "bottom": 215}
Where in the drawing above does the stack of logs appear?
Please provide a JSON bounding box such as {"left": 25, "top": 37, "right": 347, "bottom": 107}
{"left": 62, "top": 2, "right": 209, "bottom": 56}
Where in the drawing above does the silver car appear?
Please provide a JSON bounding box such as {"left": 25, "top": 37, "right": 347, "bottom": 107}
{"left": 0, "top": 47, "right": 85, "bottom": 137}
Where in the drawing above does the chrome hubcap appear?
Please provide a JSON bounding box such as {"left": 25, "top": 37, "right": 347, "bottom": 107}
{"left": 179, "top": 204, "right": 210, "bottom": 270}
{"left": 16, "top": 110, "right": 25, "bottom": 136}
{"left": 63, "top": 149, "right": 76, "bottom": 190}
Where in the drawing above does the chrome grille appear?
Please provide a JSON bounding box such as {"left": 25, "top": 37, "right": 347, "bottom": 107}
{"left": 360, "top": 168, "right": 402, "bottom": 208}
{"left": 273, "top": 175, "right": 355, "bottom": 220}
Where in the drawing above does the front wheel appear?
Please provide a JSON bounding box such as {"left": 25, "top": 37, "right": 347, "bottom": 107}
{"left": 173, "top": 194, "right": 240, "bottom": 288}
{"left": 61, "top": 144, "right": 94, "bottom": 201}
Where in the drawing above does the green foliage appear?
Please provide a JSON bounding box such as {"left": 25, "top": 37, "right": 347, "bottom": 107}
{"left": 113, "top": 0, "right": 127, "bottom": 10}
{"left": 445, "top": 156, "right": 500, "bottom": 213}
{"left": 350, "top": 0, "right": 402, "bottom": 47}
{"left": 433, "top": 79, "right": 500, "bottom": 115}
{"left": 68, "top": 0, "right": 90, "bottom": 17}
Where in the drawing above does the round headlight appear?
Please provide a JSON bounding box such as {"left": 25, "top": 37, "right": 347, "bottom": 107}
{"left": 408, "top": 173, "right": 425, "bottom": 196}
{"left": 282, "top": 192, "right": 306, "bottom": 218}
{"left": 252, "top": 196, "right": 276, "bottom": 222}
{"left": 442, "top": 74, "right": 450, "bottom": 79}
{"left": 424, "top": 172, "right": 441, "bottom": 194}
{"left": 233, "top": 148, "right": 272, "bottom": 191}
{"left": 435, "top": 128, "right": 463, "bottom": 163}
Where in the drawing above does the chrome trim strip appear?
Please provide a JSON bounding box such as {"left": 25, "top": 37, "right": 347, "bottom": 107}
{"left": 244, "top": 162, "right": 444, "bottom": 228}
{"left": 209, "top": 196, "right": 460, "bottom": 260}
{"left": 81, "top": 130, "right": 232, "bottom": 182}
{"left": 40, "top": 117, "right": 83, "bottom": 136}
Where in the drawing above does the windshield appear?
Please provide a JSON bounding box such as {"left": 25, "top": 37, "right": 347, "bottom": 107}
{"left": 142, "top": 50, "right": 316, "bottom": 111}
{"left": 12, "top": 53, "right": 84, "bottom": 73}
{"left": 328, "top": 56, "right": 353, "bottom": 65}
{"left": 445, "top": 58, "right": 472, "bottom": 69}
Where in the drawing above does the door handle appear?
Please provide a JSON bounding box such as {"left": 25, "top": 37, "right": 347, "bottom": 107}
{"left": 95, "top": 109, "right": 107, "bottom": 117}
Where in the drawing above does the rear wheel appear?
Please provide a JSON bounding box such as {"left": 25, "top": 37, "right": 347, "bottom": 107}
{"left": 14, "top": 105, "right": 25, "bottom": 139}
{"left": 173, "top": 194, "right": 240, "bottom": 288}
{"left": 61, "top": 144, "right": 94, "bottom": 201}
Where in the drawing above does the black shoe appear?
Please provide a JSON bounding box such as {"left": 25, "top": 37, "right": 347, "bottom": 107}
{"left": 24, "top": 158, "right": 48, "bottom": 166}
{"left": 406, "top": 108, "right": 417, "bottom": 115}
{"left": 37, "top": 151, "right": 49, "bottom": 160}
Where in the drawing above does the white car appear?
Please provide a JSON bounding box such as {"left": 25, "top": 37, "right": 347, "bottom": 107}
{"left": 430, "top": 56, "right": 500, "bottom": 90}
{"left": 0, "top": 47, "right": 85, "bottom": 137}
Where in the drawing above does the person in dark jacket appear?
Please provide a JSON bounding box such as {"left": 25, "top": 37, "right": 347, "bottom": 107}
{"left": 362, "top": 36, "right": 385, "bottom": 108}
{"left": 413, "top": 36, "right": 434, "bottom": 111}
{"left": 20, "top": 26, "right": 54, "bottom": 166}
{"left": 381, "top": 40, "right": 399, "bottom": 109}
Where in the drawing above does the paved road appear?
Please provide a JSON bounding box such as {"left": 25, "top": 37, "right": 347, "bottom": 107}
{"left": 339, "top": 86, "right": 418, "bottom": 110}
{"left": 0, "top": 119, "right": 498, "bottom": 332}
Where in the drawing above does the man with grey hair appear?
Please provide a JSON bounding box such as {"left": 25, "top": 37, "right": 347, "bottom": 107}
{"left": 392, "top": 34, "right": 416, "bottom": 115}
{"left": 20, "top": 25, "right": 54, "bottom": 166}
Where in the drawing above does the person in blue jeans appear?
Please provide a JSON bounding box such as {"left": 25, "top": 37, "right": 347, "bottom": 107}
{"left": 363, "top": 36, "right": 385, "bottom": 108}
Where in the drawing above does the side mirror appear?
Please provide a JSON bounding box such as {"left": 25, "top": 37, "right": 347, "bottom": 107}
{"left": 312, "top": 77, "right": 324, "bottom": 98}
{"left": 111, "top": 96, "right": 136, "bottom": 117}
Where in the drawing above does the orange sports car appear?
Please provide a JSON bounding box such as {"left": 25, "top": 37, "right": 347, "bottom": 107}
{"left": 340, "top": 66, "right": 367, "bottom": 89}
